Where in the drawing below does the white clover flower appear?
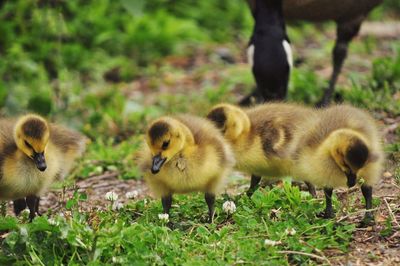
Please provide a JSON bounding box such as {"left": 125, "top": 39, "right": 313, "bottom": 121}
{"left": 158, "top": 213, "right": 169, "bottom": 222}
{"left": 112, "top": 257, "right": 122, "bottom": 263}
{"left": 21, "top": 209, "right": 30, "bottom": 216}
{"left": 125, "top": 190, "right": 139, "bottom": 199}
{"left": 105, "top": 191, "right": 118, "bottom": 201}
{"left": 91, "top": 166, "right": 103, "bottom": 175}
{"left": 107, "top": 165, "right": 118, "bottom": 172}
{"left": 264, "top": 239, "right": 280, "bottom": 246}
{"left": 222, "top": 201, "right": 236, "bottom": 215}
{"left": 112, "top": 201, "right": 124, "bottom": 211}
{"left": 20, "top": 227, "right": 28, "bottom": 237}
{"left": 285, "top": 227, "right": 296, "bottom": 236}
{"left": 48, "top": 218, "right": 59, "bottom": 226}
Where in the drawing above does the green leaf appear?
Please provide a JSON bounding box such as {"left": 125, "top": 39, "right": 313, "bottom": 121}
{"left": 0, "top": 216, "right": 18, "bottom": 230}
{"left": 66, "top": 199, "right": 77, "bottom": 210}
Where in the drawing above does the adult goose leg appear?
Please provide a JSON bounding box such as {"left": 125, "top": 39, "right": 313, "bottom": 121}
{"left": 317, "top": 16, "right": 364, "bottom": 106}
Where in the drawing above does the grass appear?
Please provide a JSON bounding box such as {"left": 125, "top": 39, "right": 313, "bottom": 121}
{"left": 0, "top": 184, "right": 356, "bottom": 265}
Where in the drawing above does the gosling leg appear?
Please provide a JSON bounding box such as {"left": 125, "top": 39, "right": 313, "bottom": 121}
{"left": 360, "top": 184, "right": 374, "bottom": 226}
{"left": 26, "top": 195, "right": 40, "bottom": 221}
{"left": 247, "top": 174, "right": 262, "bottom": 197}
{"left": 318, "top": 187, "right": 335, "bottom": 218}
{"left": 205, "top": 192, "right": 215, "bottom": 223}
{"left": 13, "top": 198, "right": 27, "bottom": 216}
{"left": 161, "top": 194, "right": 172, "bottom": 214}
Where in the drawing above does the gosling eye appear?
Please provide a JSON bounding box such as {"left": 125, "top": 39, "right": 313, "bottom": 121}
{"left": 162, "top": 140, "right": 170, "bottom": 150}
{"left": 24, "top": 140, "right": 33, "bottom": 150}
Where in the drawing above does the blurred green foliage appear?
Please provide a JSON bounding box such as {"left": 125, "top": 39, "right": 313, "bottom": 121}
{"left": 1, "top": 0, "right": 399, "bottom": 122}
{"left": 0, "top": 0, "right": 252, "bottom": 136}
{"left": 0, "top": 0, "right": 251, "bottom": 84}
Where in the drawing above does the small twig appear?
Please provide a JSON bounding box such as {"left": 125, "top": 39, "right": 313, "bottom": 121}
{"left": 355, "top": 227, "right": 372, "bottom": 231}
{"left": 388, "top": 230, "right": 400, "bottom": 240}
{"left": 363, "top": 236, "right": 375, "bottom": 242}
{"left": 277, "top": 250, "right": 331, "bottom": 265}
{"left": 336, "top": 207, "right": 378, "bottom": 223}
{"left": 390, "top": 182, "right": 400, "bottom": 190}
{"left": 383, "top": 197, "right": 400, "bottom": 228}
{"left": 336, "top": 186, "right": 358, "bottom": 195}
{"left": 299, "top": 240, "right": 327, "bottom": 261}
{"left": 377, "top": 195, "right": 397, "bottom": 199}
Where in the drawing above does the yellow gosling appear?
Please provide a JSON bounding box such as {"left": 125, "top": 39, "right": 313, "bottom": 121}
{"left": 138, "top": 115, "right": 235, "bottom": 222}
{"left": 207, "top": 102, "right": 317, "bottom": 197}
{"left": 293, "top": 104, "right": 384, "bottom": 224}
{"left": 0, "top": 114, "right": 86, "bottom": 220}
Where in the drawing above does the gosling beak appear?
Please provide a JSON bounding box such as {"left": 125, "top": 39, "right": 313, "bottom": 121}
{"left": 151, "top": 154, "right": 166, "bottom": 174}
{"left": 345, "top": 171, "right": 356, "bottom": 188}
{"left": 33, "top": 152, "right": 47, "bottom": 172}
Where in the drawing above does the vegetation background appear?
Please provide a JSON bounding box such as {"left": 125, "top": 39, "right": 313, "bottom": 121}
{"left": 0, "top": 0, "right": 399, "bottom": 264}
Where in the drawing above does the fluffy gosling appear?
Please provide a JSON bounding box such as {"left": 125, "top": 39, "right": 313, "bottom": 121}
{"left": 293, "top": 104, "right": 384, "bottom": 224}
{"left": 138, "top": 115, "right": 235, "bottom": 222}
{"left": 208, "top": 103, "right": 384, "bottom": 225}
{"left": 207, "top": 103, "right": 317, "bottom": 197}
{"left": 0, "top": 114, "right": 86, "bottom": 220}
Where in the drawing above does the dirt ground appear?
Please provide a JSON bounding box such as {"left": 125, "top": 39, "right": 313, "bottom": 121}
{"left": 3, "top": 21, "right": 400, "bottom": 265}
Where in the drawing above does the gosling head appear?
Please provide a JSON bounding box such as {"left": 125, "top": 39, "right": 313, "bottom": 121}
{"left": 146, "top": 117, "right": 193, "bottom": 174}
{"left": 14, "top": 114, "right": 50, "bottom": 172}
{"left": 207, "top": 104, "right": 251, "bottom": 141}
{"left": 329, "top": 130, "right": 370, "bottom": 188}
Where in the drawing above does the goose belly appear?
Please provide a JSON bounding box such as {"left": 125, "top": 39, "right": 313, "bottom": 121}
{"left": 0, "top": 159, "right": 59, "bottom": 200}
{"left": 156, "top": 159, "right": 222, "bottom": 194}
{"left": 163, "top": 172, "right": 213, "bottom": 193}
{"left": 294, "top": 157, "right": 347, "bottom": 189}
{"left": 234, "top": 143, "right": 292, "bottom": 178}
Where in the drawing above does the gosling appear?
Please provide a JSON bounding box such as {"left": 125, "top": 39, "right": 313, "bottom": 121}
{"left": 138, "top": 115, "right": 235, "bottom": 222}
{"left": 207, "top": 103, "right": 317, "bottom": 197}
{"left": 0, "top": 114, "right": 86, "bottom": 220}
{"left": 293, "top": 104, "right": 384, "bottom": 224}
{"left": 208, "top": 103, "right": 384, "bottom": 225}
